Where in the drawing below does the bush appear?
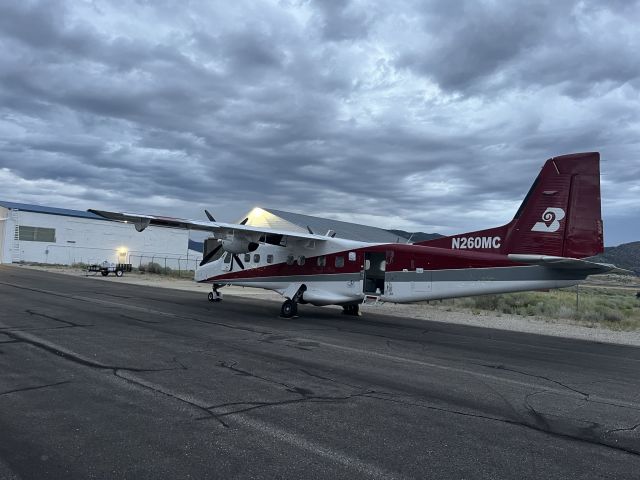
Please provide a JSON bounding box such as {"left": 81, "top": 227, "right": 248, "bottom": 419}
{"left": 433, "top": 287, "right": 640, "bottom": 330}
{"left": 146, "top": 262, "right": 164, "bottom": 274}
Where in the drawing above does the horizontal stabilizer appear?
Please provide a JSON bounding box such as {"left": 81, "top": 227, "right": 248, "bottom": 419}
{"left": 507, "top": 254, "right": 623, "bottom": 274}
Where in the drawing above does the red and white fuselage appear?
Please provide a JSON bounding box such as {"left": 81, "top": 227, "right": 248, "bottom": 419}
{"left": 195, "top": 238, "right": 596, "bottom": 306}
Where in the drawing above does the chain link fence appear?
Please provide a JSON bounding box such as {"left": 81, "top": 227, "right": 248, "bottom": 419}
{"left": 17, "top": 243, "right": 203, "bottom": 278}
{"left": 129, "top": 254, "right": 201, "bottom": 278}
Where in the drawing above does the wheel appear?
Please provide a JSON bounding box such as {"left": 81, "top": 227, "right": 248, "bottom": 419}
{"left": 208, "top": 292, "right": 214, "bottom": 302}
{"left": 101, "top": 271, "right": 109, "bottom": 276}
{"left": 280, "top": 299, "right": 297, "bottom": 318}
{"left": 115, "top": 269, "right": 123, "bottom": 277}
{"left": 342, "top": 304, "right": 360, "bottom": 316}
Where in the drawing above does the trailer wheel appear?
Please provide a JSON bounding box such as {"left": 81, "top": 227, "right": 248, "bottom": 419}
{"left": 115, "top": 270, "right": 123, "bottom": 277}
{"left": 101, "top": 271, "right": 109, "bottom": 276}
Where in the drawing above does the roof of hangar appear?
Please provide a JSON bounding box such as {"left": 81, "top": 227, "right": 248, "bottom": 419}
{"left": 0, "top": 200, "right": 108, "bottom": 221}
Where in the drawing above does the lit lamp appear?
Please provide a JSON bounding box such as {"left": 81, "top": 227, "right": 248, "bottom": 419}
{"left": 117, "top": 247, "right": 128, "bottom": 263}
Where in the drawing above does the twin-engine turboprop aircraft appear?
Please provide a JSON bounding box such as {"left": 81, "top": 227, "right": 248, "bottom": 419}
{"left": 91, "top": 152, "right": 616, "bottom": 318}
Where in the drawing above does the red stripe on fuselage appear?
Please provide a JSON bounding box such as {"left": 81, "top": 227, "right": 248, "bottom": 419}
{"left": 209, "top": 243, "right": 518, "bottom": 282}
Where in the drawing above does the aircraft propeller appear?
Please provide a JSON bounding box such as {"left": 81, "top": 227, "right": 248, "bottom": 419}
{"left": 199, "top": 211, "right": 250, "bottom": 268}
{"left": 229, "top": 253, "right": 245, "bottom": 271}
{"left": 199, "top": 243, "right": 222, "bottom": 266}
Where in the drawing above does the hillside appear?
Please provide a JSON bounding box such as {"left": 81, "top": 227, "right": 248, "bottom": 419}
{"left": 590, "top": 241, "right": 640, "bottom": 275}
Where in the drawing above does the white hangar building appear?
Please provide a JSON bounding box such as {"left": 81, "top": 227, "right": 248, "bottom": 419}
{"left": 0, "top": 201, "right": 406, "bottom": 268}
{"left": 0, "top": 200, "right": 196, "bottom": 269}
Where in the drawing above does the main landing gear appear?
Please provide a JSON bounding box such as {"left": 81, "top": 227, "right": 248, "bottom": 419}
{"left": 280, "top": 285, "right": 306, "bottom": 318}
{"left": 280, "top": 299, "right": 298, "bottom": 318}
{"left": 208, "top": 285, "right": 222, "bottom": 302}
{"left": 342, "top": 304, "right": 360, "bottom": 316}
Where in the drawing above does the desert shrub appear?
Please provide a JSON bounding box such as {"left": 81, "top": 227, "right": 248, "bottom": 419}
{"left": 603, "top": 310, "right": 624, "bottom": 322}
{"left": 472, "top": 295, "right": 500, "bottom": 310}
{"left": 434, "top": 286, "right": 640, "bottom": 330}
{"left": 146, "top": 262, "right": 164, "bottom": 274}
{"left": 557, "top": 306, "right": 575, "bottom": 318}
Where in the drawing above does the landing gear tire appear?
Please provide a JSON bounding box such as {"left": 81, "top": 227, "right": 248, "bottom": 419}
{"left": 342, "top": 304, "right": 360, "bottom": 316}
{"left": 208, "top": 292, "right": 215, "bottom": 302}
{"left": 280, "top": 299, "right": 298, "bottom": 318}
{"left": 208, "top": 291, "right": 221, "bottom": 302}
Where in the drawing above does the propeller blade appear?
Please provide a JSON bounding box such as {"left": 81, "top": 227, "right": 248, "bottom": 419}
{"left": 205, "top": 209, "right": 216, "bottom": 222}
{"left": 234, "top": 254, "right": 245, "bottom": 270}
{"left": 240, "top": 217, "right": 248, "bottom": 225}
{"left": 199, "top": 244, "right": 222, "bottom": 266}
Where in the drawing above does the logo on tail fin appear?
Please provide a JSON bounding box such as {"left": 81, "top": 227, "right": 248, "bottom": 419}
{"left": 531, "top": 207, "right": 565, "bottom": 233}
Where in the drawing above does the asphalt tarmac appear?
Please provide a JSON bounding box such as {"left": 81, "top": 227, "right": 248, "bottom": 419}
{"left": 1, "top": 265, "right": 639, "bottom": 479}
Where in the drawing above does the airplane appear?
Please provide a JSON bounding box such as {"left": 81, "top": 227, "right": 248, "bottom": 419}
{"left": 90, "top": 152, "right": 617, "bottom": 318}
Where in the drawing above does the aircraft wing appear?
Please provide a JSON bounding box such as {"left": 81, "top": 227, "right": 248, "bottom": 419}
{"left": 507, "top": 254, "right": 624, "bottom": 274}
{"left": 88, "top": 209, "right": 329, "bottom": 243}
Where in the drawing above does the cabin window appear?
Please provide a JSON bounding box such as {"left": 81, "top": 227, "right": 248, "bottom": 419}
{"left": 317, "top": 256, "right": 326, "bottom": 267}
{"left": 244, "top": 254, "right": 251, "bottom": 263}
{"left": 298, "top": 255, "right": 306, "bottom": 266}
{"left": 379, "top": 260, "right": 386, "bottom": 271}
{"left": 267, "top": 254, "right": 273, "bottom": 264}
{"left": 365, "top": 259, "right": 371, "bottom": 270}
{"left": 335, "top": 256, "right": 344, "bottom": 268}
{"left": 348, "top": 251, "right": 356, "bottom": 261}
{"left": 254, "top": 254, "right": 260, "bottom": 263}
{"left": 223, "top": 253, "right": 232, "bottom": 263}
{"left": 286, "top": 255, "right": 295, "bottom": 265}
{"left": 18, "top": 226, "right": 56, "bottom": 243}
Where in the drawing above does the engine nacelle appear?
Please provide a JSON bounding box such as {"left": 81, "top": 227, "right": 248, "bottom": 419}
{"left": 221, "top": 238, "right": 259, "bottom": 254}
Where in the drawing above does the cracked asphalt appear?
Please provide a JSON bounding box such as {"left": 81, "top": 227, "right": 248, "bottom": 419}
{"left": 1, "top": 265, "right": 639, "bottom": 479}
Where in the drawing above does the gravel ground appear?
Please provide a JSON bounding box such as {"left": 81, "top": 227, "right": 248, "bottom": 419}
{"left": 14, "top": 264, "right": 640, "bottom": 347}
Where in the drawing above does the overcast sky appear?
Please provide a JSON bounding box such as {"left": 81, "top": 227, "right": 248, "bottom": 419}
{"left": 1, "top": 0, "right": 639, "bottom": 246}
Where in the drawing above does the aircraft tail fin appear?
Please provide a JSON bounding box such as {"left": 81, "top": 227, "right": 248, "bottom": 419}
{"left": 417, "top": 152, "right": 604, "bottom": 259}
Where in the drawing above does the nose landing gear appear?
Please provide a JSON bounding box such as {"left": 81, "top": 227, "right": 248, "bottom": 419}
{"left": 208, "top": 285, "right": 222, "bottom": 302}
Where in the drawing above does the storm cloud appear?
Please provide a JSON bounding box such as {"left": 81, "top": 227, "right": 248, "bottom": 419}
{"left": 0, "top": 0, "right": 638, "bottom": 245}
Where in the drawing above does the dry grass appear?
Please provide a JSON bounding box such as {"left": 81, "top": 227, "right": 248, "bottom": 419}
{"left": 436, "top": 286, "right": 640, "bottom": 330}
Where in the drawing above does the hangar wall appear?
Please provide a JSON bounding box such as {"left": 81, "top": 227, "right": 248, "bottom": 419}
{"left": 1, "top": 206, "right": 195, "bottom": 268}
{"left": 0, "top": 206, "right": 8, "bottom": 264}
